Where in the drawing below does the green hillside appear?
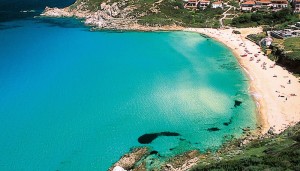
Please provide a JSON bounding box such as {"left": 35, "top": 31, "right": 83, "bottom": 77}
{"left": 192, "top": 123, "right": 300, "bottom": 170}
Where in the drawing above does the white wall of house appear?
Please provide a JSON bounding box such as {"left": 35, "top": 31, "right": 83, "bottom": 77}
{"left": 294, "top": 3, "right": 300, "bottom": 12}
{"left": 212, "top": 3, "right": 223, "bottom": 8}
{"left": 242, "top": 6, "right": 253, "bottom": 10}
{"left": 272, "top": 3, "right": 288, "bottom": 8}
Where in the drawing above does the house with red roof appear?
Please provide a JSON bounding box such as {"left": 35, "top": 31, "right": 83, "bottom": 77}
{"left": 255, "top": 0, "right": 272, "bottom": 7}
{"left": 198, "top": 0, "right": 211, "bottom": 9}
{"left": 212, "top": 1, "right": 223, "bottom": 8}
{"left": 184, "top": 0, "right": 199, "bottom": 9}
{"left": 241, "top": 1, "right": 256, "bottom": 11}
{"left": 271, "top": 0, "right": 288, "bottom": 8}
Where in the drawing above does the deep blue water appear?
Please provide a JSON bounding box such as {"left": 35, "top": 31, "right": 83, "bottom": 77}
{"left": 0, "top": 0, "right": 75, "bottom": 22}
{"left": 0, "top": 18, "right": 257, "bottom": 170}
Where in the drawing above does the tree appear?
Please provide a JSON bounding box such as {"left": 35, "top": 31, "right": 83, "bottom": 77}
{"left": 251, "top": 13, "right": 263, "bottom": 22}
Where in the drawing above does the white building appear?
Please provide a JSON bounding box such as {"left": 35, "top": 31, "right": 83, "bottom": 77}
{"left": 293, "top": 0, "right": 300, "bottom": 12}
{"left": 198, "top": 0, "right": 211, "bottom": 9}
{"left": 241, "top": 1, "right": 256, "bottom": 11}
{"left": 184, "top": 0, "right": 199, "bottom": 9}
{"left": 212, "top": 1, "right": 223, "bottom": 8}
{"left": 271, "top": 0, "right": 288, "bottom": 8}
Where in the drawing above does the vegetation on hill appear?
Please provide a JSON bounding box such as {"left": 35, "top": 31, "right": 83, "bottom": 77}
{"left": 246, "top": 33, "right": 300, "bottom": 74}
{"left": 67, "top": 0, "right": 300, "bottom": 28}
{"left": 283, "top": 37, "right": 300, "bottom": 60}
{"left": 191, "top": 123, "right": 300, "bottom": 170}
{"left": 231, "top": 8, "right": 299, "bottom": 28}
{"left": 138, "top": 4, "right": 223, "bottom": 27}
{"left": 68, "top": 0, "right": 224, "bottom": 28}
{"left": 269, "top": 37, "right": 300, "bottom": 74}
{"left": 246, "top": 32, "right": 266, "bottom": 43}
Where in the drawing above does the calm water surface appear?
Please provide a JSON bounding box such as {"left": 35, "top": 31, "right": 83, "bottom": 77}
{"left": 0, "top": 18, "right": 257, "bottom": 170}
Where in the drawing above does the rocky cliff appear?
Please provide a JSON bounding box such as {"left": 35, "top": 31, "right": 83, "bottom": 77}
{"left": 40, "top": 0, "right": 183, "bottom": 30}
{"left": 41, "top": 1, "right": 135, "bottom": 29}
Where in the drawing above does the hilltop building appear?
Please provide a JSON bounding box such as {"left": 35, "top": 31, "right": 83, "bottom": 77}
{"left": 212, "top": 1, "right": 223, "bottom": 8}
{"left": 240, "top": 0, "right": 288, "bottom": 11}
{"left": 184, "top": 0, "right": 289, "bottom": 11}
{"left": 199, "top": 0, "right": 211, "bottom": 9}
{"left": 271, "top": 0, "right": 288, "bottom": 8}
{"left": 255, "top": 0, "right": 272, "bottom": 7}
{"left": 184, "top": 0, "right": 222, "bottom": 9}
{"left": 293, "top": 0, "right": 300, "bottom": 12}
{"left": 241, "top": 1, "right": 256, "bottom": 11}
{"left": 261, "top": 37, "right": 273, "bottom": 47}
{"left": 184, "top": 0, "right": 198, "bottom": 8}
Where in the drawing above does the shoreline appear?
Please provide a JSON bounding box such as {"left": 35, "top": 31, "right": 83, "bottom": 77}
{"left": 194, "top": 28, "right": 268, "bottom": 134}
{"left": 38, "top": 8, "right": 300, "bottom": 169}
{"left": 40, "top": 5, "right": 300, "bottom": 134}
{"left": 184, "top": 28, "right": 300, "bottom": 134}
{"left": 40, "top": 6, "right": 300, "bottom": 134}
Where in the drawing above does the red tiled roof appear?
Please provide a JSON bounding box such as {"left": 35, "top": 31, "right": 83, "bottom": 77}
{"left": 213, "top": 1, "right": 222, "bottom": 4}
{"left": 271, "top": 0, "right": 288, "bottom": 2}
{"left": 257, "top": 0, "right": 271, "bottom": 3}
{"left": 242, "top": 1, "right": 255, "bottom": 4}
{"left": 271, "top": 0, "right": 288, "bottom": 4}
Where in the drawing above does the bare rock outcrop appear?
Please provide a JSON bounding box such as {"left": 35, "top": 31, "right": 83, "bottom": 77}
{"left": 161, "top": 150, "right": 200, "bottom": 171}
{"left": 41, "top": 1, "right": 139, "bottom": 30}
{"left": 109, "top": 147, "right": 150, "bottom": 171}
{"left": 100, "top": 2, "right": 120, "bottom": 17}
{"left": 41, "top": 7, "right": 73, "bottom": 17}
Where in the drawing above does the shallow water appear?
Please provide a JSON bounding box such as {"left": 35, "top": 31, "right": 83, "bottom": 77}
{"left": 0, "top": 18, "right": 256, "bottom": 170}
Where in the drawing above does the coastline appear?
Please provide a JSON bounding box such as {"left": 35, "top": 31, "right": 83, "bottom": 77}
{"left": 41, "top": 4, "right": 300, "bottom": 133}
{"left": 38, "top": 7, "right": 300, "bottom": 169}
{"left": 184, "top": 28, "right": 300, "bottom": 134}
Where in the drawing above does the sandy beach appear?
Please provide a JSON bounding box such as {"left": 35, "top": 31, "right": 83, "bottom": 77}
{"left": 185, "top": 27, "right": 300, "bottom": 134}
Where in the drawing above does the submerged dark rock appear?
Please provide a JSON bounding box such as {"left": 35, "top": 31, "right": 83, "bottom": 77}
{"left": 150, "top": 150, "right": 159, "bottom": 155}
{"left": 138, "top": 134, "right": 159, "bottom": 144}
{"left": 138, "top": 132, "right": 180, "bottom": 144}
{"left": 207, "top": 127, "right": 221, "bottom": 132}
{"left": 223, "top": 122, "right": 229, "bottom": 126}
{"left": 223, "top": 118, "right": 233, "bottom": 126}
{"left": 234, "top": 100, "right": 242, "bottom": 107}
{"left": 161, "top": 132, "right": 180, "bottom": 136}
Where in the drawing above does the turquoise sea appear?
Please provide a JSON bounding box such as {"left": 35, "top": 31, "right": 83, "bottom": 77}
{"left": 0, "top": 18, "right": 256, "bottom": 170}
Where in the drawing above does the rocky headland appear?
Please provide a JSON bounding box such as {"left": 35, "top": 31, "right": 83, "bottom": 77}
{"left": 40, "top": 0, "right": 182, "bottom": 31}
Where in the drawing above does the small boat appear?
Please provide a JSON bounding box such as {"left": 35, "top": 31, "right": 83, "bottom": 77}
{"left": 241, "top": 54, "right": 247, "bottom": 57}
